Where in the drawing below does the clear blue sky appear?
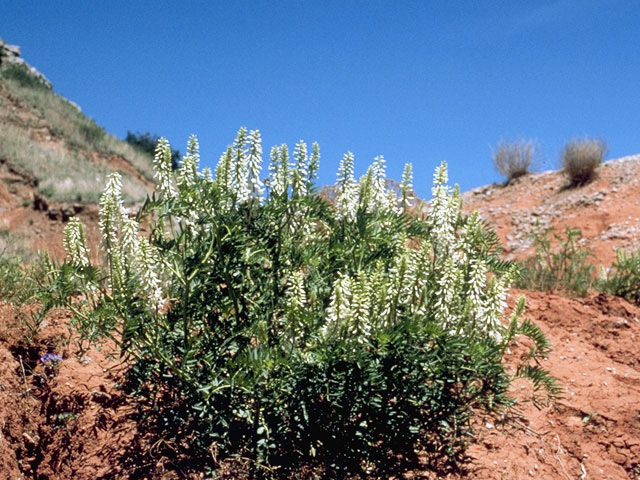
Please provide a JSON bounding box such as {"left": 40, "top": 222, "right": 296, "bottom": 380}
{"left": 2, "top": 0, "right": 639, "bottom": 196}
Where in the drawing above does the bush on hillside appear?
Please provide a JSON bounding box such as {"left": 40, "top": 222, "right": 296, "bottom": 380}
{"left": 126, "top": 131, "right": 180, "bottom": 170}
{"left": 77, "top": 120, "right": 106, "bottom": 147}
{"left": 561, "top": 137, "right": 606, "bottom": 187}
{"left": 598, "top": 249, "right": 640, "bottom": 306}
{"left": 517, "top": 225, "right": 594, "bottom": 297}
{"left": 44, "top": 130, "right": 557, "bottom": 477}
{"left": 0, "top": 62, "right": 50, "bottom": 91}
{"left": 492, "top": 139, "right": 537, "bottom": 182}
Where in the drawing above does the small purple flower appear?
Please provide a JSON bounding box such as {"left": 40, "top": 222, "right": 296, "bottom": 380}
{"left": 40, "top": 353, "right": 63, "bottom": 364}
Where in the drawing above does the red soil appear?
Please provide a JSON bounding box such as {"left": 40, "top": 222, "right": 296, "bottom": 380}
{"left": 462, "top": 155, "right": 640, "bottom": 266}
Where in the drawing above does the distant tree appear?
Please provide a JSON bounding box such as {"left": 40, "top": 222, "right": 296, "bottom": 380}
{"left": 125, "top": 131, "right": 180, "bottom": 170}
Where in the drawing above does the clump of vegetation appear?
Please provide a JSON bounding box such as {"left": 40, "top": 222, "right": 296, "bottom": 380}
{"left": 598, "top": 249, "right": 640, "bottom": 306}
{"left": 126, "top": 131, "right": 180, "bottom": 170}
{"left": 561, "top": 137, "right": 606, "bottom": 187}
{"left": 0, "top": 62, "right": 51, "bottom": 91}
{"left": 0, "top": 229, "right": 41, "bottom": 305}
{"left": 492, "top": 139, "right": 537, "bottom": 183}
{"left": 517, "top": 225, "right": 594, "bottom": 297}
{"left": 45, "top": 129, "right": 557, "bottom": 477}
{"left": 0, "top": 123, "right": 147, "bottom": 203}
{"left": 0, "top": 256, "right": 29, "bottom": 303}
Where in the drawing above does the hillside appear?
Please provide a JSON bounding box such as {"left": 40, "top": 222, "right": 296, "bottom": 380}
{"left": 0, "top": 39, "right": 154, "bottom": 259}
{"left": 462, "top": 155, "right": 640, "bottom": 267}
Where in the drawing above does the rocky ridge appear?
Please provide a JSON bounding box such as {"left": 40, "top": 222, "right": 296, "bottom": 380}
{"left": 0, "top": 39, "right": 52, "bottom": 89}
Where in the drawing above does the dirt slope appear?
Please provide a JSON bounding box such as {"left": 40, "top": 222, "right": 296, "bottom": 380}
{"left": 462, "top": 155, "right": 640, "bottom": 266}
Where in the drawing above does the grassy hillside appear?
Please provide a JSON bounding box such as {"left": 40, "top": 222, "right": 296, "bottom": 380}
{"left": 0, "top": 61, "right": 154, "bottom": 203}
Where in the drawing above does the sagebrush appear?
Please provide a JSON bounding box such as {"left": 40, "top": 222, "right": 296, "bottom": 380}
{"left": 492, "top": 139, "right": 537, "bottom": 182}
{"left": 561, "top": 137, "right": 606, "bottom": 186}
{"left": 46, "top": 129, "right": 557, "bottom": 477}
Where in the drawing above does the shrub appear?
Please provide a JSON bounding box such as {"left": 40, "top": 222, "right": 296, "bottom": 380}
{"left": 0, "top": 253, "right": 51, "bottom": 305}
{"left": 598, "top": 249, "right": 640, "bottom": 306}
{"left": 492, "top": 139, "right": 536, "bottom": 182}
{"left": 77, "top": 120, "right": 106, "bottom": 147}
{"left": 45, "top": 130, "right": 557, "bottom": 476}
{"left": 517, "top": 225, "right": 594, "bottom": 297}
{"left": 561, "top": 137, "right": 606, "bottom": 186}
{"left": 126, "top": 131, "right": 180, "bottom": 170}
{"left": 0, "top": 62, "right": 50, "bottom": 91}
{"left": 0, "top": 256, "right": 27, "bottom": 302}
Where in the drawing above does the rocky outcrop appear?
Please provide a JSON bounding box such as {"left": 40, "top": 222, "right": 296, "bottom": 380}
{"left": 0, "top": 38, "right": 52, "bottom": 89}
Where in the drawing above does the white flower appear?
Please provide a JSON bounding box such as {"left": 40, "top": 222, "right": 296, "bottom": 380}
{"left": 370, "top": 156, "right": 390, "bottom": 212}
{"left": 247, "top": 129, "right": 264, "bottom": 201}
{"left": 336, "top": 152, "right": 358, "bottom": 222}
{"left": 135, "top": 237, "right": 164, "bottom": 310}
{"left": 269, "top": 144, "right": 289, "bottom": 197}
{"left": 177, "top": 135, "right": 200, "bottom": 188}
{"left": 63, "top": 217, "right": 90, "bottom": 266}
{"left": 400, "top": 163, "right": 413, "bottom": 210}
{"left": 231, "top": 127, "right": 250, "bottom": 204}
{"left": 153, "top": 138, "right": 177, "bottom": 199}
{"left": 323, "top": 273, "right": 353, "bottom": 338}
{"left": 429, "top": 162, "right": 457, "bottom": 254}
{"left": 292, "top": 141, "right": 308, "bottom": 198}
{"left": 99, "top": 172, "right": 124, "bottom": 248}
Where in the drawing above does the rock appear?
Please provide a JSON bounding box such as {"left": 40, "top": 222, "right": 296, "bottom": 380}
{"left": 3, "top": 43, "right": 20, "bottom": 57}
{"left": 0, "top": 39, "right": 52, "bottom": 89}
{"left": 33, "top": 193, "right": 49, "bottom": 212}
{"left": 60, "top": 207, "right": 75, "bottom": 222}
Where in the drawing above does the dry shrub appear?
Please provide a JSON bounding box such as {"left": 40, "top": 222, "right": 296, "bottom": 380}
{"left": 562, "top": 137, "right": 606, "bottom": 186}
{"left": 492, "top": 139, "right": 536, "bottom": 182}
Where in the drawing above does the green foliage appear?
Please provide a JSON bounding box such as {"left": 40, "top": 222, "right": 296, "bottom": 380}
{"left": 561, "top": 137, "right": 607, "bottom": 187}
{"left": 77, "top": 119, "right": 106, "bottom": 147}
{"left": 45, "top": 130, "right": 557, "bottom": 476}
{"left": 0, "top": 256, "right": 28, "bottom": 303}
{"left": 516, "top": 225, "right": 594, "bottom": 296}
{"left": 598, "top": 249, "right": 640, "bottom": 306}
{"left": 125, "top": 131, "right": 180, "bottom": 170}
{"left": 0, "top": 62, "right": 50, "bottom": 91}
{"left": 0, "top": 253, "right": 58, "bottom": 341}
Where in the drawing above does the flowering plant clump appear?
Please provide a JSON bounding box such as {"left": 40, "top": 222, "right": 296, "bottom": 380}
{"left": 48, "top": 128, "right": 557, "bottom": 477}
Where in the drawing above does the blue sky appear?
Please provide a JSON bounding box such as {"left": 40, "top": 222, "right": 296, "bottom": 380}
{"left": 2, "top": 0, "right": 639, "bottom": 196}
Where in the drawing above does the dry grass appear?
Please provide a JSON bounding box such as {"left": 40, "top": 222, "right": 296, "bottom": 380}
{"left": 0, "top": 64, "right": 154, "bottom": 202}
{"left": 561, "top": 137, "right": 607, "bottom": 187}
{"left": 492, "top": 139, "right": 537, "bottom": 182}
{"left": 0, "top": 123, "right": 147, "bottom": 203}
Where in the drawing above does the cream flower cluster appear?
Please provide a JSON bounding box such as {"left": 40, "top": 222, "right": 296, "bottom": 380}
{"left": 325, "top": 162, "right": 515, "bottom": 343}
{"left": 63, "top": 217, "right": 90, "bottom": 266}
{"left": 98, "top": 172, "right": 165, "bottom": 309}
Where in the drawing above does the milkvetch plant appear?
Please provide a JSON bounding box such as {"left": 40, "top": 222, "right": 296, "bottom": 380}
{"left": 48, "top": 128, "right": 557, "bottom": 477}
